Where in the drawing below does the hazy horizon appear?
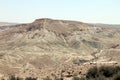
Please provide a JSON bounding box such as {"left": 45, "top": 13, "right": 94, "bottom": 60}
{"left": 0, "top": 0, "right": 120, "bottom": 24}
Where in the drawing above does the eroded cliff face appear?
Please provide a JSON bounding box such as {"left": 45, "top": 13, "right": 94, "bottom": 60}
{"left": 0, "top": 18, "right": 120, "bottom": 78}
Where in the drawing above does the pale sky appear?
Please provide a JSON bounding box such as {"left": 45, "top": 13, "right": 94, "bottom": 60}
{"left": 0, "top": 0, "right": 120, "bottom": 24}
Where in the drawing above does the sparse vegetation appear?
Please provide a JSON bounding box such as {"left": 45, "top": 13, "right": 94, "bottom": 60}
{"left": 113, "top": 72, "right": 120, "bottom": 80}
{"left": 9, "top": 75, "right": 22, "bottom": 80}
{"left": 25, "top": 77, "right": 37, "bottom": 80}
{"left": 7, "top": 66, "right": 120, "bottom": 80}
{"left": 86, "top": 66, "right": 98, "bottom": 78}
{"left": 9, "top": 75, "right": 37, "bottom": 80}
{"left": 73, "top": 66, "right": 120, "bottom": 80}
{"left": 86, "top": 66, "right": 117, "bottom": 78}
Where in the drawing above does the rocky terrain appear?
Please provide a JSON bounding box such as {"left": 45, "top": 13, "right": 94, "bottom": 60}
{"left": 0, "top": 22, "right": 17, "bottom": 32}
{"left": 0, "top": 18, "right": 120, "bottom": 79}
{"left": 0, "top": 22, "right": 17, "bottom": 26}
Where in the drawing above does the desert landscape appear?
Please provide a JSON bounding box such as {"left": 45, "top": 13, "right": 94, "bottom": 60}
{"left": 0, "top": 18, "right": 120, "bottom": 80}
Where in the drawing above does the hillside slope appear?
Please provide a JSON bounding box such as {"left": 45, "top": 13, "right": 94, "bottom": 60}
{"left": 0, "top": 18, "right": 120, "bottom": 78}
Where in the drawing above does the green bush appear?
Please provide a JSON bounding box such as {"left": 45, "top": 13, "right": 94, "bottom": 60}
{"left": 99, "top": 66, "right": 115, "bottom": 77}
{"left": 114, "top": 66, "right": 120, "bottom": 73}
{"left": 9, "top": 75, "right": 37, "bottom": 80}
{"left": 86, "top": 66, "right": 99, "bottom": 78}
{"left": 86, "top": 66, "right": 120, "bottom": 80}
{"left": 25, "top": 77, "right": 37, "bottom": 80}
{"left": 9, "top": 75, "right": 23, "bottom": 80}
{"left": 113, "top": 72, "right": 120, "bottom": 80}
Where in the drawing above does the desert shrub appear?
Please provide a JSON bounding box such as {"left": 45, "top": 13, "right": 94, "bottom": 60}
{"left": 25, "top": 77, "right": 37, "bottom": 80}
{"left": 113, "top": 72, "right": 120, "bottom": 80}
{"left": 9, "top": 75, "right": 23, "bottom": 80}
{"left": 114, "top": 66, "right": 120, "bottom": 73}
{"left": 99, "top": 66, "right": 115, "bottom": 77}
{"left": 86, "top": 66, "right": 99, "bottom": 78}
{"left": 86, "top": 66, "right": 120, "bottom": 80}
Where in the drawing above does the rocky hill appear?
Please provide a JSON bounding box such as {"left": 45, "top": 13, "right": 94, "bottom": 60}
{"left": 0, "top": 18, "right": 120, "bottom": 79}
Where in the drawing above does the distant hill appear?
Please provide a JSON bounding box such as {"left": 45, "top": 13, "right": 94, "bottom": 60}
{"left": 0, "top": 22, "right": 17, "bottom": 26}
{"left": 94, "top": 23, "right": 120, "bottom": 28}
{"left": 0, "top": 22, "right": 18, "bottom": 31}
{"left": 0, "top": 18, "right": 120, "bottom": 79}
